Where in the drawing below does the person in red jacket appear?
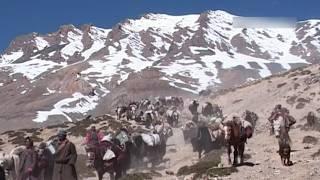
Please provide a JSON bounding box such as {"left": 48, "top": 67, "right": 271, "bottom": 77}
{"left": 83, "top": 126, "right": 104, "bottom": 148}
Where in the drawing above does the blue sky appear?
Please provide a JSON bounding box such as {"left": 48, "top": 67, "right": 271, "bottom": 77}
{"left": 1, "top": 0, "right": 320, "bottom": 52}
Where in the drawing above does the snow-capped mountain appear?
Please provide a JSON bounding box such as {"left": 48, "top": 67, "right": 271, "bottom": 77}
{"left": 0, "top": 10, "right": 319, "bottom": 130}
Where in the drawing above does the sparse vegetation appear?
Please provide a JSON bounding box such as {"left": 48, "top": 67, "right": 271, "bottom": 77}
{"left": 47, "top": 123, "right": 70, "bottom": 129}
{"left": 310, "top": 92, "right": 316, "bottom": 96}
{"left": 302, "top": 136, "right": 318, "bottom": 145}
{"left": 177, "top": 150, "right": 237, "bottom": 179}
{"left": 20, "top": 128, "right": 40, "bottom": 134}
{"left": 277, "top": 82, "right": 287, "bottom": 88}
{"left": 232, "top": 99, "right": 243, "bottom": 104}
{"left": 286, "top": 96, "right": 297, "bottom": 105}
{"left": 301, "top": 70, "right": 312, "bottom": 75}
{"left": 8, "top": 131, "right": 27, "bottom": 145}
{"left": 311, "top": 149, "right": 320, "bottom": 159}
{"left": 297, "top": 97, "right": 310, "bottom": 103}
{"left": 293, "top": 83, "right": 300, "bottom": 90}
{"left": 296, "top": 102, "right": 305, "bottom": 109}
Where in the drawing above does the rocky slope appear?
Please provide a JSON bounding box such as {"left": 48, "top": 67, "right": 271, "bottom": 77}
{"left": 0, "top": 64, "right": 320, "bottom": 179}
{"left": 1, "top": 10, "right": 320, "bottom": 130}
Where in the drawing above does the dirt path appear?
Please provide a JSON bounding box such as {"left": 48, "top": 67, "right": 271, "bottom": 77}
{"left": 219, "top": 127, "right": 320, "bottom": 180}
{"left": 2, "top": 113, "right": 320, "bottom": 180}
{"left": 152, "top": 121, "right": 320, "bottom": 180}
{"left": 85, "top": 122, "right": 320, "bottom": 180}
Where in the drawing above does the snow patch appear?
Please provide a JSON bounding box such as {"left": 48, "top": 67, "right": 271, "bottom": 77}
{"left": 157, "top": 59, "right": 220, "bottom": 93}
{"left": 20, "top": 90, "right": 27, "bottom": 95}
{"left": 82, "top": 27, "right": 110, "bottom": 60}
{"left": 124, "top": 13, "right": 199, "bottom": 34}
{"left": 43, "top": 88, "right": 56, "bottom": 96}
{"left": 35, "top": 37, "right": 49, "bottom": 51}
{"left": 61, "top": 31, "right": 84, "bottom": 57}
{"left": 0, "top": 59, "right": 64, "bottom": 80}
{"left": 108, "top": 46, "right": 117, "bottom": 54}
{"left": 189, "top": 46, "right": 209, "bottom": 54}
{"left": 0, "top": 51, "right": 24, "bottom": 64}
{"left": 48, "top": 51, "right": 56, "bottom": 57}
{"left": 34, "top": 92, "right": 99, "bottom": 122}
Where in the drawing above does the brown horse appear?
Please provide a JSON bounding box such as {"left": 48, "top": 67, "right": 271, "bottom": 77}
{"left": 85, "top": 139, "right": 132, "bottom": 180}
{"left": 278, "top": 125, "right": 292, "bottom": 166}
{"left": 221, "top": 121, "right": 246, "bottom": 165}
{"left": 276, "top": 116, "right": 293, "bottom": 166}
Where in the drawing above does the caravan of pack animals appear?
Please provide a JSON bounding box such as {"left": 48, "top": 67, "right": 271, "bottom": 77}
{"left": 0, "top": 92, "right": 309, "bottom": 180}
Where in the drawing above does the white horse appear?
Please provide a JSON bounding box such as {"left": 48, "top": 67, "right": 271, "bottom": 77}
{"left": 0, "top": 146, "right": 24, "bottom": 180}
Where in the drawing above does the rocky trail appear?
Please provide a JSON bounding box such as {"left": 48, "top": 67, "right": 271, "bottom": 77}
{"left": 87, "top": 116, "right": 320, "bottom": 180}
{"left": 1, "top": 111, "right": 320, "bottom": 180}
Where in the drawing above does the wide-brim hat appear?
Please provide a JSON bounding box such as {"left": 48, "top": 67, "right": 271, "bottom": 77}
{"left": 39, "top": 142, "right": 47, "bottom": 149}
{"left": 57, "top": 129, "right": 67, "bottom": 136}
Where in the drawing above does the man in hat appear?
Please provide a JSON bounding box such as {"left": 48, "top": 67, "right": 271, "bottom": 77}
{"left": 52, "top": 129, "right": 78, "bottom": 180}
{"left": 36, "top": 142, "right": 54, "bottom": 180}
{"left": 17, "top": 137, "right": 38, "bottom": 180}
{"left": 100, "top": 134, "right": 117, "bottom": 168}
{"left": 189, "top": 100, "right": 200, "bottom": 122}
{"left": 189, "top": 100, "right": 199, "bottom": 115}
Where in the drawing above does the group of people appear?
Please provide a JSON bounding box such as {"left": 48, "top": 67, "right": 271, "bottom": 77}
{"left": 2, "top": 130, "right": 78, "bottom": 180}
{"left": 0, "top": 99, "right": 303, "bottom": 180}
{"left": 82, "top": 122, "right": 173, "bottom": 180}
{"left": 188, "top": 100, "right": 223, "bottom": 122}
{"left": 186, "top": 99, "right": 298, "bottom": 166}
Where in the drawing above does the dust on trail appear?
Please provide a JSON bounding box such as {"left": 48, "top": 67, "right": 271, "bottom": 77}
{"left": 153, "top": 127, "right": 198, "bottom": 180}
{"left": 83, "top": 126, "right": 198, "bottom": 180}
{"left": 62, "top": 121, "right": 320, "bottom": 180}
{"left": 155, "top": 124, "right": 320, "bottom": 180}
{"left": 4, "top": 114, "right": 320, "bottom": 180}
{"left": 222, "top": 128, "right": 320, "bottom": 180}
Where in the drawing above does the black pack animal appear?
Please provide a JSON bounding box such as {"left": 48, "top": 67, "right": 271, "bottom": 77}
{"left": 191, "top": 126, "right": 224, "bottom": 159}
{"left": 278, "top": 125, "right": 293, "bottom": 166}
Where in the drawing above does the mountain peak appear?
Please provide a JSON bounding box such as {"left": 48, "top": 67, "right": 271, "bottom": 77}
{"left": 0, "top": 11, "right": 319, "bottom": 125}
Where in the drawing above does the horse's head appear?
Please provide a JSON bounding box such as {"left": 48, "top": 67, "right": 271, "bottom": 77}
{"left": 172, "top": 111, "right": 179, "bottom": 120}
{"left": 222, "top": 124, "right": 232, "bottom": 141}
{"left": 0, "top": 153, "right": 14, "bottom": 171}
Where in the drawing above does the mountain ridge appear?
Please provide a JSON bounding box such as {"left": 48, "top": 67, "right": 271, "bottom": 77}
{"left": 0, "top": 10, "right": 319, "bottom": 129}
